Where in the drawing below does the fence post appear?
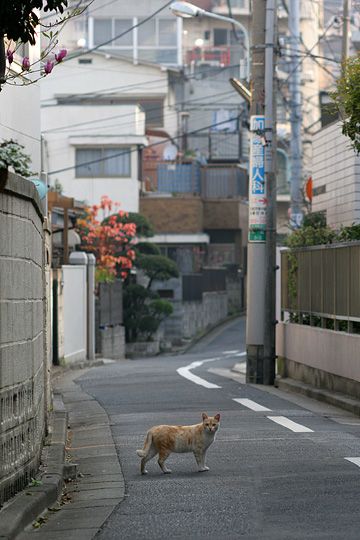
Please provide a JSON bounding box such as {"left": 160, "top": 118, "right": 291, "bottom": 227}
{"left": 87, "top": 254, "right": 96, "bottom": 361}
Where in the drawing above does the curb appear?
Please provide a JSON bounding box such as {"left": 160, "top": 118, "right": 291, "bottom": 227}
{"left": 276, "top": 377, "right": 360, "bottom": 416}
{"left": 0, "top": 396, "right": 67, "bottom": 539}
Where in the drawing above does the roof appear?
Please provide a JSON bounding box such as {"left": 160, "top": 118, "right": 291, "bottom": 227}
{"left": 68, "top": 48, "right": 181, "bottom": 75}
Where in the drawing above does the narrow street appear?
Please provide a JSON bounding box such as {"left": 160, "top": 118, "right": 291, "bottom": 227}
{"left": 70, "top": 318, "right": 360, "bottom": 540}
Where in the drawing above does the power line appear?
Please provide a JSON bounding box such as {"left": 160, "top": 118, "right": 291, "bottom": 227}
{"left": 45, "top": 101, "right": 244, "bottom": 156}
{"left": 42, "top": 89, "right": 238, "bottom": 133}
{"left": 64, "top": 0, "right": 174, "bottom": 62}
{"left": 41, "top": 61, "right": 243, "bottom": 105}
{"left": 47, "top": 115, "right": 241, "bottom": 176}
{"left": 279, "top": 17, "right": 338, "bottom": 88}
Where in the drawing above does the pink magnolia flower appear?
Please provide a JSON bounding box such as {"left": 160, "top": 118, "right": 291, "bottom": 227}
{"left": 22, "top": 57, "right": 30, "bottom": 70}
{"left": 55, "top": 49, "right": 67, "bottom": 63}
{"left": 44, "top": 60, "right": 54, "bottom": 75}
{"left": 6, "top": 49, "right": 14, "bottom": 65}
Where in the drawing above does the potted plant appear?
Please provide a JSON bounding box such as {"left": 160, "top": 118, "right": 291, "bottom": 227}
{"left": 0, "top": 139, "right": 32, "bottom": 189}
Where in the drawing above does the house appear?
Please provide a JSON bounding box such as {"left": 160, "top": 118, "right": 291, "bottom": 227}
{"left": 41, "top": 51, "right": 181, "bottom": 210}
{"left": 312, "top": 121, "right": 360, "bottom": 227}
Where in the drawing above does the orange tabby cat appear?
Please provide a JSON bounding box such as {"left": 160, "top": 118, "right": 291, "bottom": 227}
{"left": 136, "top": 412, "right": 220, "bottom": 475}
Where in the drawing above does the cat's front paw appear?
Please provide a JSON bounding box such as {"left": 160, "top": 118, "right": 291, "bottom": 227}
{"left": 141, "top": 469, "right": 148, "bottom": 475}
{"left": 198, "top": 466, "right": 209, "bottom": 472}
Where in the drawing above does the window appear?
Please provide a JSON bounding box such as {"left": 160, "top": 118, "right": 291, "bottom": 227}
{"left": 213, "top": 28, "right": 228, "bottom": 46}
{"left": 91, "top": 17, "right": 179, "bottom": 65}
{"left": 114, "top": 19, "right": 133, "bottom": 46}
{"left": 158, "top": 19, "right": 177, "bottom": 46}
{"left": 138, "top": 18, "right": 156, "bottom": 46}
{"left": 93, "top": 19, "right": 111, "bottom": 46}
{"left": 75, "top": 147, "right": 131, "bottom": 178}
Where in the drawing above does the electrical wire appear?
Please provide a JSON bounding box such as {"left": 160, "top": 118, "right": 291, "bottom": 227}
{"left": 47, "top": 115, "right": 241, "bottom": 176}
{"left": 42, "top": 89, "right": 238, "bottom": 133}
{"left": 64, "top": 0, "right": 174, "bottom": 62}
{"left": 279, "top": 16, "right": 338, "bottom": 88}
{"left": 41, "top": 61, "right": 243, "bottom": 105}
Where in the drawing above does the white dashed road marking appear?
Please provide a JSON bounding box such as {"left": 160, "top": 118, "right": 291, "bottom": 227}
{"left": 344, "top": 457, "right": 360, "bottom": 468}
{"left": 177, "top": 358, "right": 222, "bottom": 389}
{"left": 267, "top": 416, "right": 314, "bottom": 433}
{"left": 233, "top": 398, "right": 271, "bottom": 412}
{"left": 223, "top": 350, "right": 240, "bottom": 354}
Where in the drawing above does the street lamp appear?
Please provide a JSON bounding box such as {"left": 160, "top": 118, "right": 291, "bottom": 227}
{"left": 170, "top": 1, "right": 249, "bottom": 80}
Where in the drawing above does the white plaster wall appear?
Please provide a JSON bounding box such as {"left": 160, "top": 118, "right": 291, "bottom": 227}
{"left": 40, "top": 53, "right": 169, "bottom": 102}
{"left": 62, "top": 265, "right": 87, "bottom": 363}
{"left": 277, "top": 322, "right": 360, "bottom": 383}
{"left": 312, "top": 122, "right": 360, "bottom": 227}
{"left": 0, "top": 82, "right": 41, "bottom": 175}
{"left": 42, "top": 103, "right": 146, "bottom": 209}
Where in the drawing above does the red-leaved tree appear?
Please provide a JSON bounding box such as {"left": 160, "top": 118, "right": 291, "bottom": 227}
{"left": 77, "top": 196, "right": 137, "bottom": 282}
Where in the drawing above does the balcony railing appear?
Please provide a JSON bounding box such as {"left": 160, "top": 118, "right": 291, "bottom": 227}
{"left": 186, "top": 46, "right": 231, "bottom": 67}
{"left": 153, "top": 162, "right": 248, "bottom": 199}
{"left": 201, "top": 164, "right": 248, "bottom": 199}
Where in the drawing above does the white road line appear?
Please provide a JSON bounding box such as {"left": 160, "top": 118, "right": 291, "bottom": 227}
{"left": 235, "top": 352, "right": 246, "bottom": 357}
{"left": 345, "top": 457, "right": 360, "bottom": 468}
{"left": 233, "top": 398, "right": 271, "bottom": 412}
{"left": 223, "top": 350, "right": 240, "bottom": 354}
{"left": 267, "top": 416, "right": 314, "bottom": 433}
{"left": 177, "top": 358, "right": 222, "bottom": 389}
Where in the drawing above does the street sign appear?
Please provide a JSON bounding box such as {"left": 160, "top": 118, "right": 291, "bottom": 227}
{"left": 248, "top": 115, "right": 266, "bottom": 242}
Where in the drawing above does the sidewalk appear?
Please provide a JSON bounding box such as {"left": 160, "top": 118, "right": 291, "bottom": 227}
{"left": 17, "top": 364, "right": 124, "bottom": 540}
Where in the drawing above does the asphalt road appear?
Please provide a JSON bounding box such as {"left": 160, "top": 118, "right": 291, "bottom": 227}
{"left": 77, "top": 318, "right": 360, "bottom": 540}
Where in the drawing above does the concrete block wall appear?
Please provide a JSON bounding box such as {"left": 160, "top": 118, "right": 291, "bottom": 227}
{"left": 182, "top": 292, "right": 228, "bottom": 339}
{"left": 162, "top": 291, "right": 228, "bottom": 342}
{"left": 0, "top": 173, "right": 46, "bottom": 506}
{"left": 101, "top": 326, "right": 126, "bottom": 359}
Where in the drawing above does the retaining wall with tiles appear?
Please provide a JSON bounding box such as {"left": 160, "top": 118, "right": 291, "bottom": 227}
{"left": 0, "top": 172, "right": 46, "bottom": 506}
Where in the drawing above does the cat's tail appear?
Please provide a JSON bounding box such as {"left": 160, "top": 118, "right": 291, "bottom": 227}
{"left": 136, "top": 430, "right": 153, "bottom": 458}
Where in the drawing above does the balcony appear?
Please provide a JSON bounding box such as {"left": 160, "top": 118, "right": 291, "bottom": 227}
{"left": 186, "top": 46, "right": 231, "bottom": 67}
{"left": 144, "top": 162, "right": 248, "bottom": 199}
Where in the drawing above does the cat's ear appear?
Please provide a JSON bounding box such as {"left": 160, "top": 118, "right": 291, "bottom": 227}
{"left": 214, "top": 413, "right": 221, "bottom": 421}
{"left": 202, "top": 412, "right": 208, "bottom": 420}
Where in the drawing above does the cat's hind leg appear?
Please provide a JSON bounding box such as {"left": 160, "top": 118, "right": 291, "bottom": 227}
{"left": 194, "top": 451, "right": 209, "bottom": 472}
{"left": 158, "top": 449, "right": 172, "bottom": 474}
{"left": 141, "top": 446, "right": 157, "bottom": 475}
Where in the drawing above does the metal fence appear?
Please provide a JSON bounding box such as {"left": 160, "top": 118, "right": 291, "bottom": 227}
{"left": 281, "top": 242, "right": 360, "bottom": 328}
{"left": 201, "top": 165, "right": 248, "bottom": 199}
{"left": 157, "top": 163, "right": 201, "bottom": 194}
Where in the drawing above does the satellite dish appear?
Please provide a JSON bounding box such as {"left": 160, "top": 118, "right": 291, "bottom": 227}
{"left": 163, "top": 143, "right": 177, "bottom": 161}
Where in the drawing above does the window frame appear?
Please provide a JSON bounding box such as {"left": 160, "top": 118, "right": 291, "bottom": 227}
{"left": 75, "top": 146, "right": 132, "bottom": 179}
{"left": 90, "top": 16, "right": 178, "bottom": 55}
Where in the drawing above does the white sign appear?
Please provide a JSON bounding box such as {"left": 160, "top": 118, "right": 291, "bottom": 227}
{"left": 249, "top": 115, "right": 267, "bottom": 242}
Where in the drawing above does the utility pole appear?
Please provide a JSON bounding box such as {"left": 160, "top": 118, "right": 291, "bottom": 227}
{"left": 246, "top": 0, "right": 277, "bottom": 384}
{"left": 289, "top": 0, "right": 303, "bottom": 229}
{"left": 341, "top": 0, "right": 350, "bottom": 66}
{"left": 263, "top": 0, "right": 277, "bottom": 385}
